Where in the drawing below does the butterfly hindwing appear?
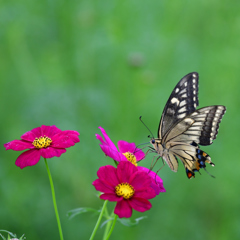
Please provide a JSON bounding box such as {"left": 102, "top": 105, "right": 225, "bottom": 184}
{"left": 167, "top": 142, "right": 214, "bottom": 178}
{"left": 158, "top": 72, "right": 199, "bottom": 139}
{"left": 162, "top": 151, "right": 179, "bottom": 172}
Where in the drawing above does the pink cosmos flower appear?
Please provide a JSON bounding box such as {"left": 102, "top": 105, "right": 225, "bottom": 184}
{"left": 93, "top": 161, "right": 157, "bottom": 218}
{"left": 96, "top": 126, "right": 166, "bottom": 195}
{"left": 96, "top": 126, "right": 145, "bottom": 166}
{"left": 4, "top": 125, "right": 80, "bottom": 169}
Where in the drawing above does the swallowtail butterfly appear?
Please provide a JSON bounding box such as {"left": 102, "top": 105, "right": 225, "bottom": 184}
{"left": 150, "top": 72, "right": 226, "bottom": 178}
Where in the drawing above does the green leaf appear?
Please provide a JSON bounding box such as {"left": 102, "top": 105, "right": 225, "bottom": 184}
{"left": 117, "top": 216, "right": 147, "bottom": 227}
{"left": 0, "top": 231, "right": 16, "bottom": 240}
{"left": 0, "top": 231, "right": 25, "bottom": 240}
{"left": 19, "top": 234, "right": 26, "bottom": 240}
{"left": 100, "top": 218, "right": 114, "bottom": 228}
{"left": 67, "top": 207, "right": 100, "bottom": 220}
{"left": 0, "top": 234, "right": 6, "bottom": 240}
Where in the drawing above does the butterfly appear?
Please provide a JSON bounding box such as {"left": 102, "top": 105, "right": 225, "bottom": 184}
{"left": 150, "top": 72, "right": 226, "bottom": 178}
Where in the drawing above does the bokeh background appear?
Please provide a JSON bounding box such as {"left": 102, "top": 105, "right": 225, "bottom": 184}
{"left": 0, "top": 0, "right": 239, "bottom": 239}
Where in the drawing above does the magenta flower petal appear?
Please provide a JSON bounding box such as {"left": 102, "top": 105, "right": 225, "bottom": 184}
{"left": 62, "top": 130, "right": 80, "bottom": 138}
{"left": 15, "top": 149, "right": 41, "bottom": 169}
{"left": 129, "top": 171, "right": 156, "bottom": 199}
{"left": 99, "top": 145, "right": 120, "bottom": 161}
{"left": 130, "top": 171, "right": 152, "bottom": 190}
{"left": 150, "top": 176, "right": 166, "bottom": 194}
{"left": 118, "top": 140, "right": 145, "bottom": 161}
{"left": 28, "top": 126, "right": 42, "bottom": 138}
{"left": 52, "top": 130, "right": 79, "bottom": 140}
{"left": 51, "top": 131, "right": 80, "bottom": 148}
{"left": 96, "top": 165, "right": 119, "bottom": 187}
{"left": 100, "top": 193, "right": 122, "bottom": 202}
{"left": 20, "top": 125, "right": 62, "bottom": 142}
{"left": 20, "top": 130, "right": 37, "bottom": 142}
{"left": 4, "top": 140, "right": 34, "bottom": 151}
{"left": 99, "top": 145, "right": 126, "bottom": 162}
{"left": 117, "top": 161, "right": 137, "bottom": 183}
{"left": 133, "top": 149, "right": 145, "bottom": 161}
{"left": 40, "top": 147, "right": 66, "bottom": 158}
{"left": 98, "top": 126, "right": 118, "bottom": 152}
{"left": 92, "top": 179, "right": 115, "bottom": 193}
{"left": 134, "top": 187, "right": 156, "bottom": 199}
{"left": 114, "top": 200, "right": 132, "bottom": 218}
{"left": 137, "top": 166, "right": 166, "bottom": 195}
{"left": 40, "top": 125, "right": 62, "bottom": 138}
{"left": 118, "top": 141, "right": 136, "bottom": 154}
{"left": 129, "top": 197, "right": 152, "bottom": 212}
{"left": 95, "top": 134, "right": 105, "bottom": 145}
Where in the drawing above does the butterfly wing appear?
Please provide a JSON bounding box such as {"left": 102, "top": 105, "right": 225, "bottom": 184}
{"left": 151, "top": 72, "right": 226, "bottom": 178}
{"left": 163, "top": 105, "right": 226, "bottom": 145}
{"left": 167, "top": 142, "right": 213, "bottom": 178}
{"left": 158, "top": 72, "right": 199, "bottom": 139}
{"left": 162, "top": 105, "right": 226, "bottom": 178}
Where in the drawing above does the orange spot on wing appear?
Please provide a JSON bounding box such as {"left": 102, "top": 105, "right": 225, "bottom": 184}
{"left": 195, "top": 161, "right": 200, "bottom": 171}
{"left": 187, "top": 172, "right": 195, "bottom": 179}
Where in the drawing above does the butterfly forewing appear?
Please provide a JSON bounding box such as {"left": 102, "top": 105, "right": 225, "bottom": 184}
{"left": 163, "top": 105, "right": 226, "bottom": 145}
{"left": 158, "top": 72, "right": 199, "bottom": 139}
{"left": 189, "top": 105, "right": 226, "bottom": 145}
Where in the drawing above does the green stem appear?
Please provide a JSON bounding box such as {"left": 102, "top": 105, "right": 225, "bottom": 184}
{"left": 104, "top": 214, "right": 118, "bottom": 240}
{"left": 102, "top": 209, "right": 112, "bottom": 240}
{"left": 44, "top": 158, "right": 64, "bottom": 240}
{"left": 89, "top": 200, "right": 108, "bottom": 240}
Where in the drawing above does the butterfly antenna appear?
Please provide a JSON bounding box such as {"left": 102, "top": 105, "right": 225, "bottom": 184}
{"left": 139, "top": 116, "right": 154, "bottom": 139}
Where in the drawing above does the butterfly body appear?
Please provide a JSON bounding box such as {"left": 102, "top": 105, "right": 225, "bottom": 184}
{"left": 150, "top": 72, "right": 226, "bottom": 178}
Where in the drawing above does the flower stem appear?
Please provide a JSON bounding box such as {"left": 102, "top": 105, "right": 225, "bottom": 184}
{"left": 104, "top": 214, "right": 118, "bottom": 240}
{"left": 89, "top": 200, "right": 108, "bottom": 240}
{"left": 44, "top": 158, "right": 64, "bottom": 240}
{"left": 102, "top": 209, "right": 112, "bottom": 240}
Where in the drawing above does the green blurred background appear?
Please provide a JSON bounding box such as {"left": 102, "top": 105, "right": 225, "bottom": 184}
{"left": 0, "top": 0, "right": 239, "bottom": 239}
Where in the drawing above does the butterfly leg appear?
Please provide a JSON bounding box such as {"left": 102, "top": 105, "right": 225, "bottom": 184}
{"left": 155, "top": 158, "right": 165, "bottom": 175}
{"left": 153, "top": 159, "right": 165, "bottom": 183}
{"left": 149, "top": 155, "right": 161, "bottom": 171}
{"left": 145, "top": 146, "right": 157, "bottom": 156}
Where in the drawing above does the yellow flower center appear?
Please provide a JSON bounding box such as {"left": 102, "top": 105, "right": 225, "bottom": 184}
{"left": 115, "top": 182, "right": 135, "bottom": 199}
{"left": 32, "top": 136, "right": 52, "bottom": 149}
{"left": 122, "top": 152, "right": 137, "bottom": 166}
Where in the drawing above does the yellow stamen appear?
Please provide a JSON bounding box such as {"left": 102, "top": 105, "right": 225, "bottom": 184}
{"left": 115, "top": 182, "right": 135, "bottom": 199}
{"left": 32, "top": 135, "right": 52, "bottom": 149}
{"left": 122, "top": 152, "right": 137, "bottom": 166}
